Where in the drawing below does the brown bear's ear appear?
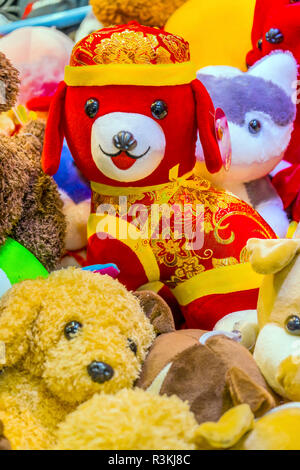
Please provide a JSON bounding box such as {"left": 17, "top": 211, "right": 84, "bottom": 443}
{"left": 134, "top": 291, "right": 175, "bottom": 334}
{"left": 0, "top": 278, "right": 46, "bottom": 368}
{"left": 0, "top": 52, "right": 20, "bottom": 112}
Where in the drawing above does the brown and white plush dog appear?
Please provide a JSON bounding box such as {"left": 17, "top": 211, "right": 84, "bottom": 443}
{"left": 136, "top": 293, "right": 276, "bottom": 425}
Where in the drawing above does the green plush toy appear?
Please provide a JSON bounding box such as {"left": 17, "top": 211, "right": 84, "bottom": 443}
{"left": 0, "top": 238, "right": 48, "bottom": 296}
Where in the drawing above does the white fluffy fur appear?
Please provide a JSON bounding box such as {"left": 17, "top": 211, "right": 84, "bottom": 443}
{"left": 196, "top": 52, "right": 298, "bottom": 237}
{"left": 91, "top": 112, "right": 166, "bottom": 182}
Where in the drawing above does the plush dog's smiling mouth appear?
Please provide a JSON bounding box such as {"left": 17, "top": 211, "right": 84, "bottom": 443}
{"left": 99, "top": 145, "right": 151, "bottom": 170}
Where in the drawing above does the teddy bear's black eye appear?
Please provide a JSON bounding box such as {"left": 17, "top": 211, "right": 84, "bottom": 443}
{"left": 151, "top": 100, "right": 168, "bottom": 120}
{"left": 290, "top": 0, "right": 300, "bottom": 4}
{"left": 64, "top": 321, "right": 83, "bottom": 340}
{"left": 248, "top": 119, "right": 262, "bottom": 134}
{"left": 285, "top": 316, "right": 300, "bottom": 335}
{"left": 127, "top": 338, "right": 137, "bottom": 355}
{"left": 85, "top": 98, "right": 99, "bottom": 118}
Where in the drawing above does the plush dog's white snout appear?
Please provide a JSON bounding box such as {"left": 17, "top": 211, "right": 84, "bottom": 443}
{"left": 91, "top": 112, "right": 166, "bottom": 182}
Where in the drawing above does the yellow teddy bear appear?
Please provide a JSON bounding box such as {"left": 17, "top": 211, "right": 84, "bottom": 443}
{"left": 0, "top": 268, "right": 177, "bottom": 450}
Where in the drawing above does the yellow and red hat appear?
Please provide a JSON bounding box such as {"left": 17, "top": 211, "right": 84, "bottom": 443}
{"left": 64, "top": 22, "right": 197, "bottom": 87}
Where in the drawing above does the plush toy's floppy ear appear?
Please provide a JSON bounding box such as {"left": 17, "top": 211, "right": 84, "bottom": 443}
{"left": 134, "top": 291, "right": 175, "bottom": 334}
{"left": 247, "top": 238, "right": 300, "bottom": 275}
{"left": 0, "top": 279, "right": 46, "bottom": 368}
{"left": 42, "top": 81, "right": 67, "bottom": 175}
{"left": 191, "top": 79, "right": 223, "bottom": 174}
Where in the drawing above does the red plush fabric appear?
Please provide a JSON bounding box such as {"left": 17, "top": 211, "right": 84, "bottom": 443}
{"left": 191, "top": 79, "right": 222, "bottom": 174}
{"left": 181, "top": 289, "right": 259, "bottom": 331}
{"left": 27, "top": 96, "right": 52, "bottom": 112}
{"left": 273, "top": 163, "right": 300, "bottom": 221}
{"left": 246, "top": 0, "right": 300, "bottom": 165}
{"left": 86, "top": 233, "right": 149, "bottom": 291}
{"left": 63, "top": 84, "right": 197, "bottom": 186}
{"left": 42, "top": 81, "right": 223, "bottom": 185}
{"left": 42, "top": 81, "right": 67, "bottom": 175}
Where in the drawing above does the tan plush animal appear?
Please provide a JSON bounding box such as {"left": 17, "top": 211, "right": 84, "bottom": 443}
{"left": 246, "top": 231, "right": 300, "bottom": 402}
{"left": 195, "top": 402, "right": 300, "bottom": 450}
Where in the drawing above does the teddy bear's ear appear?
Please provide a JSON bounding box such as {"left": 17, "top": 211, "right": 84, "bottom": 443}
{"left": 134, "top": 291, "right": 175, "bottom": 334}
{"left": 0, "top": 278, "right": 46, "bottom": 368}
{"left": 247, "top": 238, "right": 300, "bottom": 275}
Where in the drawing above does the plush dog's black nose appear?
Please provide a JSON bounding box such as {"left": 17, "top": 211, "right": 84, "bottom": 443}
{"left": 113, "top": 131, "right": 137, "bottom": 152}
{"left": 87, "top": 361, "right": 114, "bottom": 383}
{"left": 265, "top": 28, "right": 284, "bottom": 44}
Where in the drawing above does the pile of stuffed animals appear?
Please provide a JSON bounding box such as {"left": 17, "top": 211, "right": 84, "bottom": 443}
{"left": 1, "top": 0, "right": 300, "bottom": 451}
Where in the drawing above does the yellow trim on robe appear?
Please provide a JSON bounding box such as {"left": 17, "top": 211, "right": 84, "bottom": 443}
{"left": 172, "top": 262, "right": 264, "bottom": 306}
{"left": 88, "top": 213, "right": 160, "bottom": 283}
{"left": 64, "top": 62, "right": 197, "bottom": 87}
{"left": 137, "top": 281, "right": 165, "bottom": 293}
{"left": 91, "top": 169, "right": 194, "bottom": 196}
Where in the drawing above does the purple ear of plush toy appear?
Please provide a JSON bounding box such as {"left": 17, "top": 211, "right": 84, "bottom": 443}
{"left": 82, "top": 264, "right": 120, "bottom": 279}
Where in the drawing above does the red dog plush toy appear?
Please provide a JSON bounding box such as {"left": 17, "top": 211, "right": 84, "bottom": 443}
{"left": 246, "top": 0, "right": 300, "bottom": 221}
{"left": 43, "top": 23, "right": 275, "bottom": 330}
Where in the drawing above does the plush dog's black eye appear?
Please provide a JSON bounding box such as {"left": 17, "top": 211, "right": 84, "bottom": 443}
{"left": 257, "top": 38, "right": 263, "bottom": 51}
{"left": 248, "top": 119, "right": 262, "bottom": 134}
{"left": 285, "top": 316, "right": 300, "bottom": 335}
{"left": 64, "top": 321, "right": 83, "bottom": 340}
{"left": 85, "top": 98, "right": 99, "bottom": 118}
{"left": 265, "top": 28, "right": 284, "bottom": 44}
{"left": 127, "top": 338, "right": 137, "bottom": 355}
{"left": 151, "top": 100, "right": 168, "bottom": 120}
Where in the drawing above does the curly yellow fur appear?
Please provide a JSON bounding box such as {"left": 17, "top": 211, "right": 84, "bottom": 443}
{"left": 55, "top": 388, "right": 197, "bottom": 450}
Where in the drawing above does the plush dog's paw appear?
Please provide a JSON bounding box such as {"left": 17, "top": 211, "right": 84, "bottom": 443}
{"left": 194, "top": 405, "right": 254, "bottom": 450}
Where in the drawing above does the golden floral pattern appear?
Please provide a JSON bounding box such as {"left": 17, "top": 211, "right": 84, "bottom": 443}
{"left": 92, "top": 174, "right": 275, "bottom": 288}
{"left": 94, "top": 31, "right": 158, "bottom": 64}
{"left": 70, "top": 24, "right": 190, "bottom": 67}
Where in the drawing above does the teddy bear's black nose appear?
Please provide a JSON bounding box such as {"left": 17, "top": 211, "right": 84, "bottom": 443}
{"left": 113, "top": 131, "right": 137, "bottom": 152}
{"left": 87, "top": 361, "right": 114, "bottom": 383}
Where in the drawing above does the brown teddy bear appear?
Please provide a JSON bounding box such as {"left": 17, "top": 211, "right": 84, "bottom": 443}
{"left": 0, "top": 52, "right": 65, "bottom": 271}
{"left": 90, "top": 0, "right": 187, "bottom": 28}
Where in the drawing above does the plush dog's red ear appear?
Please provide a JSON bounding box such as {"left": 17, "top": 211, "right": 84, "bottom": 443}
{"left": 42, "top": 81, "right": 67, "bottom": 175}
{"left": 191, "top": 79, "right": 223, "bottom": 174}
